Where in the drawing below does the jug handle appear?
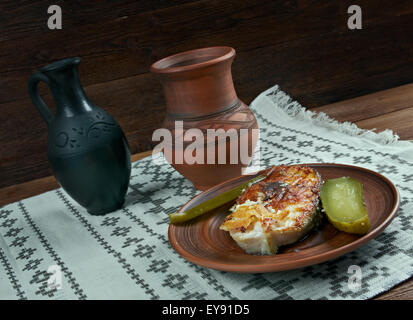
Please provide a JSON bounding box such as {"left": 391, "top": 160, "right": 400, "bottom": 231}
{"left": 28, "top": 72, "right": 54, "bottom": 126}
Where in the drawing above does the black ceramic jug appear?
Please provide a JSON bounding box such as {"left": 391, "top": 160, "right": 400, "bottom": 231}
{"left": 28, "top": 57, "right": 131, "bottom": 215}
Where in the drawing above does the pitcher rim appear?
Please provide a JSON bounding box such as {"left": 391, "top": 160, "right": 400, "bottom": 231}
{"left": 40, "top": 57, "right": 81, "bottom": 73}
{"left": 150, "top": 46, "right": 235, "bottom": 75}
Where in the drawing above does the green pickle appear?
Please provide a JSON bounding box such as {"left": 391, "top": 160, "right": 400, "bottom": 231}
{"left": 320, "top": 176, "right": 370, "bottom": 234}
{"left": 169, "top": 174, "right": 266, "bottom": 224}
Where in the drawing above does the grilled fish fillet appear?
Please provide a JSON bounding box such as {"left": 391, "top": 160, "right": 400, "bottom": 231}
{"left": 220, "top": 165, "right": 322, "bottom": 255}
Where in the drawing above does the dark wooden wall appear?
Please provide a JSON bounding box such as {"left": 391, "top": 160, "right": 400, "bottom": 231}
{"left": 1, "top": 0, "right": 413, "bottom": 188}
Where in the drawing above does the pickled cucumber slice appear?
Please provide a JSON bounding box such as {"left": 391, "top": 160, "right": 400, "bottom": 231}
{"left": 169, "top": 174, "right": 266, "bottom": 224}
{"left": 320, "top": 177, "right": 370, "bottom": 234}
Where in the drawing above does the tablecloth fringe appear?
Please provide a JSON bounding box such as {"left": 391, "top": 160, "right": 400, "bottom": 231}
{"left": 260, "top": 85, "right": 401, "bottom": 146}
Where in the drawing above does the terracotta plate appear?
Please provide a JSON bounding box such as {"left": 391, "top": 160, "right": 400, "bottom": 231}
{"left": 168, "top": 164, "right": 400, "bottom": 273}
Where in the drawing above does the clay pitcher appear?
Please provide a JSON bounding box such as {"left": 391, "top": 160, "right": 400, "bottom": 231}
{"left": 28, "top": 57, "right": 131, "bottom": 215}
{"left": 151, "top": 47, "right": 258, "bottom": 190}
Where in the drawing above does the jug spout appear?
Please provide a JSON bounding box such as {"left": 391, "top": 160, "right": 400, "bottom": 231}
{"left": 40, "top": 57, "right": 93, "bottom": 117}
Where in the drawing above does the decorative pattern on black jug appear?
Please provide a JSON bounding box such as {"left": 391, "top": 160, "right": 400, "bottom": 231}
{"left": 48, "top": 109, "right": 119, "bottom": 158}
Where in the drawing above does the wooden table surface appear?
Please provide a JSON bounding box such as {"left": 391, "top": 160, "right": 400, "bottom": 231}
{"left": 1, "top": 84, "right": 412, "bottom": 300}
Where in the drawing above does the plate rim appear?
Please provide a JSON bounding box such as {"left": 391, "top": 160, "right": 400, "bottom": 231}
{"left": 168, "top": 163, "right": 400, "bottom": 273}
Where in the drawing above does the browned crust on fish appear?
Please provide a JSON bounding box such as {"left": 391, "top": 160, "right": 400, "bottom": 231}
{"left": 220, "top": 165, "right": 322, "bottom": 233}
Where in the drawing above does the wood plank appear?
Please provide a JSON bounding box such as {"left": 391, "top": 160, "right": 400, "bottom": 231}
{"left": 355, "top": 106, "right": 413, "bottom": 140}
{"left": 2, "top": 0, "right": 413, "bottom": 104}
{"left": 374, "top": 279, "right": 413, "bottom": 300}
{"left": 313, "top": 84, "right": 413, "bottom": 123}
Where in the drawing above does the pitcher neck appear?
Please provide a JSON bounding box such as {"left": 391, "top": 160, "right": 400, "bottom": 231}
{"left": 151, "top": 47, "right": 239, "bottom": 118}
{"left": 41, "top": 58, "right": 93, "bottom": 117}
{"left": 160, "top": 62, "right": 238, "bottom": 118}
